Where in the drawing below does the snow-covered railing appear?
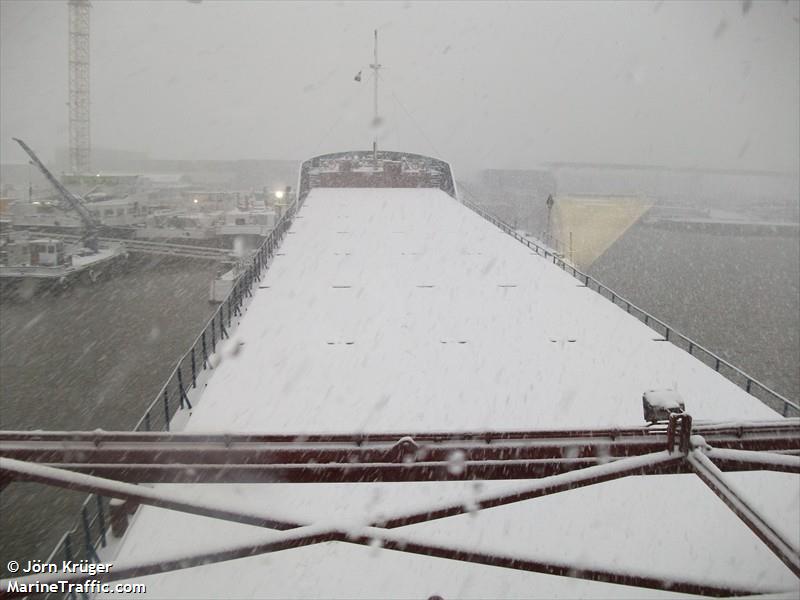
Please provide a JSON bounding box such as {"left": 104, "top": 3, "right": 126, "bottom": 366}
{"left": 460, "top": 197, "right": 800, "bottom": 419}
{"left": 38, "top": 194, "right": 304, "bottom": 599}
{"left": 40, "top": 494, "right": 109, "bottom": 600}
{"left": 131, "top": 196, "right": 299, "bottom": 433}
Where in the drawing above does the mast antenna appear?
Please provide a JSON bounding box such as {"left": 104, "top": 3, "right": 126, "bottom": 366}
{"left": 370, "top": 29, "right": 381, "bottom": 165}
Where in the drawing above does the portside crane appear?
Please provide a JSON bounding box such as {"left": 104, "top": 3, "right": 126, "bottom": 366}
{"left": 13, "top": 137, "right": 100, "bottom": 252}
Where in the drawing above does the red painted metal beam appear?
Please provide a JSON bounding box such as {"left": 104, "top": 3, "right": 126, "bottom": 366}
{"left": 0, "top": 419, "right": 795, "bottom": 445}
{"left": 0, "top": 458, "right": 301, "bottom": 531}
{"left": 1, "top": 421, "right": 796, "bottom": 484}
{"left": 0, "top": 440, "right": 676, "bottom": 468}
{"left": 0, "top": 453, "right": 679, "bottom": 532}
{"left": 376, "top": 451, "right": 684, "bottom": 528}
{"left": 705, "top": 448, "right": 800, "bottom": 474}
{"left": 356, "top": 528, "right": 785, "bottom": 598}
{"left": 1, "top": 452, "right": 789, "bottom": 599}
{"left": 0, "top": 525, "right": 335, "bottom": 599}
{"left": 8, "top": 458, "right": 691, "bottom": 483}
{"left": 688, "top": 449, "right": 800, "bottom": 578}
{"left": 0, "top": 514, "right": 781, "bottom": 600}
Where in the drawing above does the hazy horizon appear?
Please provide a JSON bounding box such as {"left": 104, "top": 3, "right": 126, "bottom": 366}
{"left": 2, "top": 1, "right": 798, "bottom": 175}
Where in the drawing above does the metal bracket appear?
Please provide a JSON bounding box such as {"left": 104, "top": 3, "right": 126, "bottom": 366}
{"left": 388, "top": 436, "right": 420, "bottom": 463}
{"left": 666, "top": 412, "right": 693, "bottom": 454}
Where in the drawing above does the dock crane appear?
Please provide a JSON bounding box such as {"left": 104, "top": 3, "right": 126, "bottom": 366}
{"left": 13, "top": 138, "right": 100, "bottom": 252}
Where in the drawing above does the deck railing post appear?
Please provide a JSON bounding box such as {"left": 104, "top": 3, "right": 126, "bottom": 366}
{"left": 64, "top": 532, "right": 73, "bottom": 562}
{"left": 64, "top": 534, "right": 77, "bottom": 600}
{"left": 164, "top": 388, "right": 171, "bottom": 429}
{"left": 202, "top": 330, "right": 208, "bottom": 368}
{"left": 81, "top": 505, "right": 100, "bottom": 562}
{"left": 191, "top": 347, "right": 197, "bottom": 388}
{"left": 95, "top": 495, "right": 107, "bottom": 547}
{"left": 177, "top": 365, "right": 191, "bottom": 410}
{"left": 220, "top": 309, "right": 228, "bottom": 339}
{"left": 211, "top": 315, "right": 216, "bottom": 353}
{"left": 176, "top": 368, "right": 184, "bottom": 413}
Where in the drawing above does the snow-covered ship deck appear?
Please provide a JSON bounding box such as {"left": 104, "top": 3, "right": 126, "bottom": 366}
{"left": 96, "top": 186, "right": 798, "bottom": 598}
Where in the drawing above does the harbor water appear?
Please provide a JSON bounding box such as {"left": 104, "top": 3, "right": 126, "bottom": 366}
{"left": 0, "top": 257, "right": 220, "bottom": 575}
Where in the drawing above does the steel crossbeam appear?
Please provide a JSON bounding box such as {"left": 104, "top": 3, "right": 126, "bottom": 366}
{"left": 688, "top": 449, "right": 800, "bottom": 577}
{"left": 2, "top": 451, "right": 768, "bottom": 598}
{"left": 1, "top": 421, "right": 797, "bottom": 484}
{"left": 2, "top": 419, "right": 796, "bottom": 443}
{"left": 1, "top": 524, "right": 784, "bottom": 599}
{"left": 2, "top": 525, "right": 336, "bottom": 594}
{"left": 0, "top": 451, "right": 678, "bottom": 534}
{"left": 1, "top": 418, "right": 798, "bottom": 599}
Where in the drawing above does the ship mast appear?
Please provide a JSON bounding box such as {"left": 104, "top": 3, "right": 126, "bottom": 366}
{"left": 370, "top": 29, "right": 381, "bottom": 165}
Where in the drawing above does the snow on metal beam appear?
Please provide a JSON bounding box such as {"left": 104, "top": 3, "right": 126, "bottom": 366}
{"left": 0, "top": 458, "right": 691, "bottom": 484}
{"left": 0, "top": 502, "right": 787, "bottom": 599}
{"left": 688, "top": 449, "right": 800, "bottom": 577}
{"left": 0, "top": 457, "right": 300, "bottom": 531}
{"left": 0, "top": 452, "right": 679, "bottom": 533}
{"left": 1, "top": 524, "right": 336, "bottom": 598}
{"left": 5, "top": 452, "right": 741, "bottom": 598}
{"left": 351, "top": 527, "right": 787, "bottom": 598}
{"left": 2, "top": 419, "right": 795, "bottom": 443}
{"left": 705, "top": 448, "right": 800, "bottom": 474}
{"left": 375, "top": 450, "right": 683, "bottom": 528}
{"left": 5, "top": 422, "right": 797, "bottom": 483}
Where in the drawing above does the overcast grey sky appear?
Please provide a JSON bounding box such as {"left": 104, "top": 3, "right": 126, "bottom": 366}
{"left": 1, "top": 0, "right": 798, "bottom": 174}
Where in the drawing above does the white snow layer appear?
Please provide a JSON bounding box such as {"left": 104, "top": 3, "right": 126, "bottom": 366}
{"left": 103, "top": 188, "right": 799, "bottom": 598}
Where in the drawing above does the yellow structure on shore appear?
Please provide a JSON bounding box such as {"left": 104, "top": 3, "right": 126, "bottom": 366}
{"left": 550, "top": 195, "right": 652, "bottom": 269}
